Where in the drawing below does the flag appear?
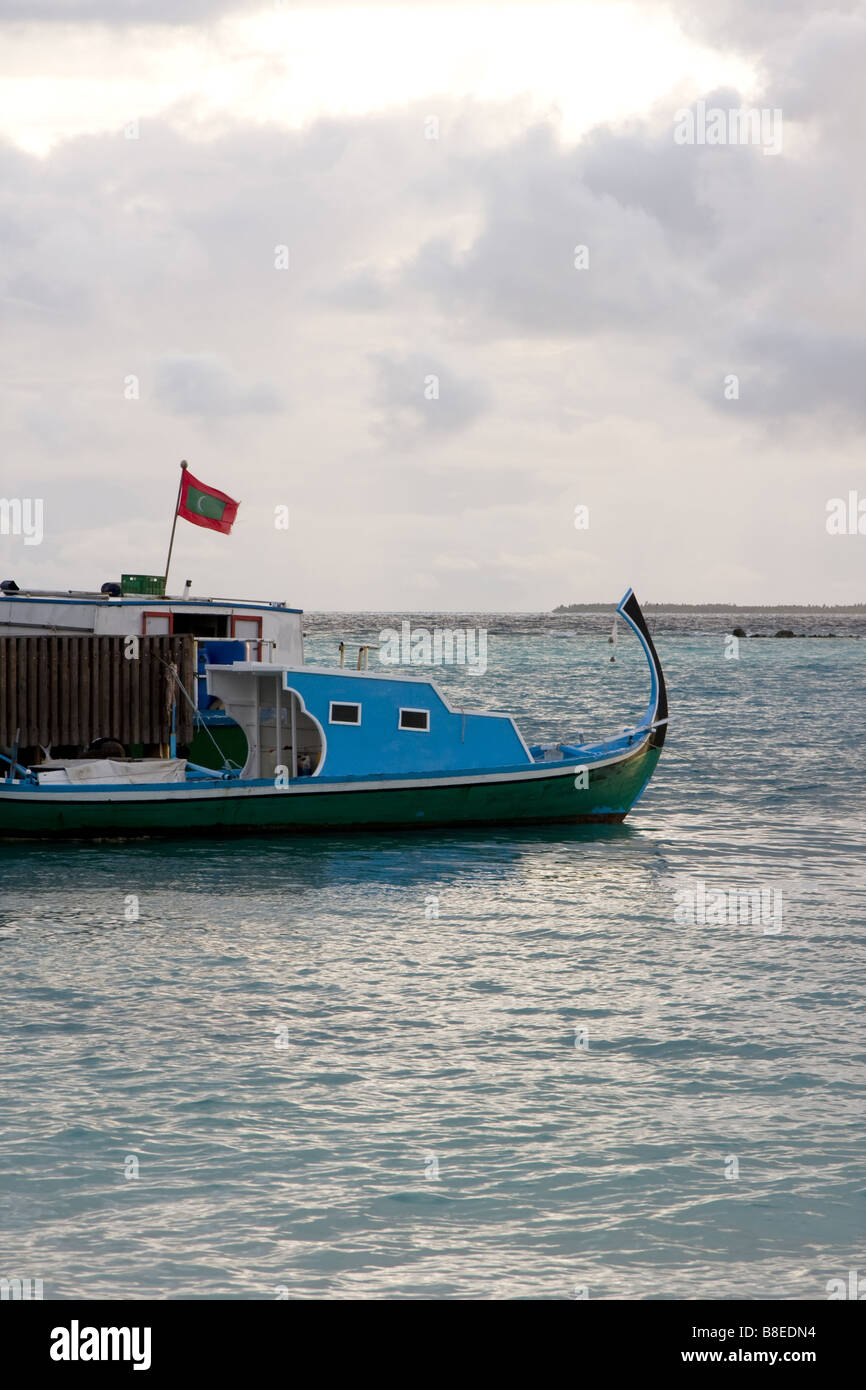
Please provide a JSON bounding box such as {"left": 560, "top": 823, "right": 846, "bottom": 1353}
{"left": 177, "top": 469, "right": 240, "bottom": 535}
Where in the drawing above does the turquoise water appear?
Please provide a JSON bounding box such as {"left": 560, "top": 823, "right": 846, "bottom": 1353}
{"left": 1, "top": 614, "right": 864, "bottom": 1299}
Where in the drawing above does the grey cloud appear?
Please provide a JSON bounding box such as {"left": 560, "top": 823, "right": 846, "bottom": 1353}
{"left": 153, "top": 354, "right": 284, "bottom": 416}
{"left": 396, "top": 128, "right": 702, "bottom": 339}
{"left": 578, "top": 121, "right": 721, "bottom": 245}
{"left": 720, "top": 326, "right": 866, "bottom": 421}
{"left": 3, "top": 75, "right": 863, "bottom": 435}
{"left": 773, "top": 12, "right": 866, "bottom": 139}
{"left": 634, "top": 0, "right": 866, "bottom": 53}
{"left": 0, "top": 0, "right": 530, "bottom": 15}
{"left": 0, "top": 0, "right": 253, "bottom": 22}
{"left": 390, "top": 115, "right": 770, "bottom": 344}
{"left": 370, "top": 352, "right": 490, "bottom": 446}
{"left": 2, "top": 0, "right": 865, "bottom": 604}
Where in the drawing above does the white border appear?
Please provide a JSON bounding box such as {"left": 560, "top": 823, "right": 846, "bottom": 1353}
{"left": 2, "top": 732, "right": 650, "bottom": 803}
{"left": 398, "top": 706, "right": 430, "bottom": 732}
{"left": 328, "top": 699, "right": 362, "bottom": 727}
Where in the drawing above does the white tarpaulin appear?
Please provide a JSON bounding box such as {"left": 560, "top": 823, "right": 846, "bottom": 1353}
{"left": 37, "top": 759, "right": 187, "bottom": 785}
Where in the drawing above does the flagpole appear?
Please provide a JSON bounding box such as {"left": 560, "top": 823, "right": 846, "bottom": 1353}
{"left": 162, "top": 460, "right": 188, "bottom": 596}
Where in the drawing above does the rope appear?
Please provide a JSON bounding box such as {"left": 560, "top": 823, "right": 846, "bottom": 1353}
{"left": 159, "top": 659, "right": 241, "bottom": 771}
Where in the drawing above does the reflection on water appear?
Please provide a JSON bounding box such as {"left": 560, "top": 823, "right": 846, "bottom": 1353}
{"left": 0, "top": 623, "right": 864, "bottom": 1298}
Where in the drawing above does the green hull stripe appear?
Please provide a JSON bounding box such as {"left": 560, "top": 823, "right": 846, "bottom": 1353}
{"left": 0, "top": 745, "right": 661, "bottom": 840}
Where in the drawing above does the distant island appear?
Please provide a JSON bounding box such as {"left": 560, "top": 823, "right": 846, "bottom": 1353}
{"left": 553, "top": 602, "right": 866, "bottom": 612}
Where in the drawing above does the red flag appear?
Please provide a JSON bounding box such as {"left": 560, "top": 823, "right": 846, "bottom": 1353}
{"left": 177, "top": 469, "right": 240, "bottom": 535}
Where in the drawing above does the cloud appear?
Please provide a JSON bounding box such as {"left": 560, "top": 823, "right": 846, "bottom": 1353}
{"left": 774, "top": 11, "right": 866, "bottom": 140}
{"left": 0, "top": 0, "right": 569, "bottom": 16}
{"left": 722, "top": 326, "right": 866, "bottom": 422}
{"left": 0, "top": 0, "right": 253, "bottom": 22}
{"left": 1, "top": 0, "right": 865, "bottom": 603}
{"left": 432, "top": 553, "right": 481, "bottom": 572}
{"left": 635, "top": 0, "right": 866, "bottom": 54}
{"left": 370, "top": 352, "right": 490, "bottom": 445}
{"left": 152, "top": 354, "right": 284, "bottom": 416}
{"left": 395, "top": 125, "right": 705, "bottom": 339}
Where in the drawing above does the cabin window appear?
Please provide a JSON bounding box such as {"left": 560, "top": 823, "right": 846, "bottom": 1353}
{"left": 399, "top": 707, "right": 430, "bottom": 732}
{"left": 329, "top": 701, "right": 361, "bottom": 725}
{"left": 173, "top": 613, "right": 229, "bottom": 638}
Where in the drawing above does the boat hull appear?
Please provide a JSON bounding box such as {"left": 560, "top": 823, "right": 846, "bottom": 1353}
{"left": 0, "top": 740, "right": 661, "bottom": 840}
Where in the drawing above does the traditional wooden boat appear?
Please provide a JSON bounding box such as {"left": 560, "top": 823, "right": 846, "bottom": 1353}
{"left": 0, "top": 587, "right": 667, "bottom": 840}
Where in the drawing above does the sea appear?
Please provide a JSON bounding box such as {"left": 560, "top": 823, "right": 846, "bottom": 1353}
{"left": 1, "top": 607, "right": 864, "bottom": 1300}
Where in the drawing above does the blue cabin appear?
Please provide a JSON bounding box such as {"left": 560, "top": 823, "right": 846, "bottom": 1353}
{"left": 206, "top": 662, "right": 533, "bottom": 781}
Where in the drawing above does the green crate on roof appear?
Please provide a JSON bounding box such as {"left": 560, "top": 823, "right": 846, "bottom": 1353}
{"left": 121, "top": 573, "right": 165, "bottom": 596}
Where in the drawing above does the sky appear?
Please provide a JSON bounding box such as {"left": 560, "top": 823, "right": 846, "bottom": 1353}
{"left": 1, "top": 0, "right": 864, "bottom": 608}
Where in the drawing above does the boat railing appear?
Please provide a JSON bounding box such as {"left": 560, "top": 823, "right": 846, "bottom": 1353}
{"left": 243, "top": 638, "right": 275, "bottom": 663}
{"left": 185, "top": 761, "right": 241, "bottom": 781}
{"left": 193, "top": 638, "right": 277, "bottom": 665}
{"left": 0, "top": 751, "right": 38, "bottom": 784}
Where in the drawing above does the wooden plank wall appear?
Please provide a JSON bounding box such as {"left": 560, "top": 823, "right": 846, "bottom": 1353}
{"left": 0, "top": 635, "right": 196, "bottom": 748}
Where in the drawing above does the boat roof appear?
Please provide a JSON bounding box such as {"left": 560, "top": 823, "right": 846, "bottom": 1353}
{"left": 0, "top": 588, "right": 302, "bottom": 613}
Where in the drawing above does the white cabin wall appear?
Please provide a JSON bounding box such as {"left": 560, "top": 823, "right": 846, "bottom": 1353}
{"left": 266, "top": 613, "right": 303, "bottom": 664}
{"left": 0, "top": 600, "right": 303, "bottom": 659}
{"left": 206, "top": 669, "right": 262, "bottom": 777}
{"left": 0, "top": 601, "right": 98, "bottom": 634}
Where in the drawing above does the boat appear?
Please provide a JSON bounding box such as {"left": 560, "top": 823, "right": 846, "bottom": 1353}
{"left": 0, "top": 573, "right": 302, "bottom": 772}
{"left": 0, "top": 586, "right": 667, "bottom": 840}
